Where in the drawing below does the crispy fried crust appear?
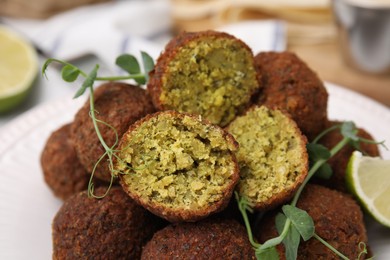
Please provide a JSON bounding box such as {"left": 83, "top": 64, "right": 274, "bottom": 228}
{"left": 253, "top": 51, "right": 328, "bottom": 141}
{"left": 115, "top": 110, "right": 240, "bottom": 222}
{"left": 147, "top": 30, "right": 261, "bottom": 126}
{"left": 256, "top": 184, "right": 368, "bottom": 260}
{"left": 70, "top": 82, "right": 156, "bottom": 182}
{"left": 41, "top": 123, "right": 92, "bottom": 200}
{"left": 141, "top": 219, "right": 255, "bottom": 259}
{"left": 52, "top": 187, "right": 164, "bottom": 259}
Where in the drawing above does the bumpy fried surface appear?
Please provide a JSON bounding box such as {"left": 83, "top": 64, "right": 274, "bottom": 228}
{"left": 253, "top": 51, "right": 328, "bottom": 141}
{"left": 141, "top": 218, "right": 255, "bottom": 259}
{"left": 256, "top": 184, "right": 368, "bottom": 260}
{"left": 148, "top": 30, "right": 260, "bottom": 127}
{"left": 52, "top": 187, "right": 164, "bottom": 259}
{"left": 115, "top": 111, "right": 239, "bottom": 222}
{"left": 226, "top": 105, "right": 308, "bottom": 211}
{"left": 41, "top": 123, "right": 92, "bottom": 200}
{"left": 71, "top": 82, "right": 155, "bottom": 182}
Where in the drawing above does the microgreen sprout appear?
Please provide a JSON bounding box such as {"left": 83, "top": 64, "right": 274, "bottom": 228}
{"left": 42, "top": 52, "right": 155, "bottom": 198}
{"left": 237, "top": 121, "right": 385, "bottom": 260}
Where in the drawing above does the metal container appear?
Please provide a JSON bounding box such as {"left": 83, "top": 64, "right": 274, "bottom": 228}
{"left": 332, "top": 0, "right": 390, "bottom": 74}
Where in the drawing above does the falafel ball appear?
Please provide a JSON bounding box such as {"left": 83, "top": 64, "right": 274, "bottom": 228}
{"left": 253, "top": 51, "right": 328, "bottom": 140}
{"left": 114, "top": 111, "right": 240, "bottom": 222}
{"left": 148, "top": 30, "right": 260, "bottom": 127}
{"left": 226, "top": 105, "right": 308, "bottom": 211}
{"left": 141, "top": 218, "right": 255, "bottom": 259}
{"left": 256, "top": 184, "right": 368, "bottom": 259}
{"left": 316, "top": 120, "right": 380, "bottom": 192}
{"left": 70, "top": 82, "right": 156, "bottom": 182}
{"left": 52, "top": 186, "right": 164, "bottom": 259}
{"left": 41, "top": 123, "right": 93, "bottom": 200}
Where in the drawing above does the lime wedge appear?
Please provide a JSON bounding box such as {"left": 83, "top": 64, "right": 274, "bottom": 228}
{"left": 0, "top": 25, "right": 38, "bottom": 113}
{"left": 346, "top": 151, "right": 390, "bottom": 228}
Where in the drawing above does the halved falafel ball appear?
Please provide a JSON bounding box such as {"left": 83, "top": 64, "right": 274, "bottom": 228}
{"left": 226, "top": 105, "right": 308, "bottom": 211}
{"left": 70, "top": 82, "right": 156, "bottom": 182}
{"left": 253, "top": 51, "right": 328, "bottom": 140}
{"left": 52, "top": 187, "right": 164, "bottom": 259}
{"left": 256, "top": 184, "right": 368, "bottom": 259}
{"left": 114, "top": 111, "right": 240, "bottom": 222}
{"left": 148, "top": 30, "right": 260, "bottom": 127}
{"left": 141, "top": 218, "right": 255, "bottom": 259}
{"left": 41, "top": 123, "right": 94, "bottom": 200}
{"left": 315, "top": 120, "right": 380, "bottom": 192}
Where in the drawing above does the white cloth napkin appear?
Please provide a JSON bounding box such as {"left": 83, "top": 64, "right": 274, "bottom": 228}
{"left": 3, "top": 0, "right": 172, "bottom": 67}
{"left": 3, "top": 0, "right": 285, "bottom": 67}
{"left": 218, "top": 20, "right": 286, "bottom": 54}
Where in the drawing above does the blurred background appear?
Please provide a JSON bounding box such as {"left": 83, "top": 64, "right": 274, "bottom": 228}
{"left": 1, "top": 0, "right": 389, "bottom": 129}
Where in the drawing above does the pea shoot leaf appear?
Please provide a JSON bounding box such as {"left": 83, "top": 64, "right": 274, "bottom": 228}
{"left": 255, "top": 246, "right": 280, "bottom": 260}
{"left": 315, "top": 163, "right": 333, "bottom": 179}
{"left": 282, "top": 205, "right": 314, "bottom": 241}
{"left": 61, "top": 64, "right": 80, "bottom": 82}
{"left": 306, "top": 143, "right": 331, "bottom": 161}
{"left": 115, "top": 54, "right": 141, "bottom": 75}
{"left": 74, "top": 64, "right": 99, "bottom": 99}
{"left": 141, "top": 51, "right": 154, "bottom": 82}
{"left": 341, "top": 121, "right": 359, "bottom": 141}
{"left": 275, "top": 213, "right": 300, "bottom": 260}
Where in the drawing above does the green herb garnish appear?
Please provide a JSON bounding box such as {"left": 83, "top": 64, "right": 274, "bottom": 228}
{"left": 42, "top": 52, "right": 154, "bottom": 198}
{"left": 237, "top": 121, "right": 385, "bottom": 260}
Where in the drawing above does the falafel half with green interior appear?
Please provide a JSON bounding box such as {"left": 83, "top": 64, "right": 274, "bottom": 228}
{"left": 114, "top": 111, "right": 240, "bottom": 222}
{"left": 226, "top": 105, "right": 308, "bottom": 211}
{"left": 147, "top": 30, "right": 260, "bottom": 127}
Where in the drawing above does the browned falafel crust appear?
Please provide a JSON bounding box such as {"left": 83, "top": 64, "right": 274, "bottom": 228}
{"left": 115, "top": 110, "right": 240, "bottom": 223}
{"left": 253, "top": 51, "right": 328, "bottom": 141}
{"left": 70, "top": 82, "right": 156, "bottom": 182}
{"left": 41, "top": 123, "right": 91, "bottom": 200}
{"left": 256, "top": 184, "right": 368, "bottom": 260}
{"left": 141, "top": 218, "right": 255, "bottom": 259}
{"left": 147, "top": 30, "right": 260, "bottom": 127}
{"left": 316, "top": 120, "right": 380, "bottom": 192}
{"left": 52, "top": 187, "right": 164, "bottom": 260}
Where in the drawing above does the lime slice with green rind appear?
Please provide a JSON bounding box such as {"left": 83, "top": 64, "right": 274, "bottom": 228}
{"left": 346, "top": 151, "right": 390, "bottom": 228}
{"left": 0, "top": 25, "right": 38, "bottom": 113}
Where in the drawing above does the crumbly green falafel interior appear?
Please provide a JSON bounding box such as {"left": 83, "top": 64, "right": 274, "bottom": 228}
{"left": 115, "top": 112, "right": 237, "bottom": 211}
{"left": 228, "top": 106, "right": 307, "bottom": 207}
{"left": 161, "top": 37, "right": 258, "bottom": 127}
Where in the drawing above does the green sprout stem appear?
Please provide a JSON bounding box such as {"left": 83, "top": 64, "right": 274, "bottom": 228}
{"left": 311, "top": 124, "right": 340, "bottom": 144}
{"left": 96, "top": 74, "right": 145, "bottom": 81}
{"left": 42, "top": 58, "right": 147, "bottom": 82}
{"left": 291, "top": 137, "right": 350, "bottom": 206}
{"left": 244, "top": 136, "right": 352, "bottom": 259}
{"left": 313, "top": 233, "right": 349, "bottom": 260}
{"left": 236, "top": 192, "right": 261, "bottom": 248}
{"left": 259, "top": 219, "right": 291, "bottom": 250}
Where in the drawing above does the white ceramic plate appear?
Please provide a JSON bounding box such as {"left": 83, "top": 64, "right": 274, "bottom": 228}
{"left": 0, "top": 83, "right": 389, "bottom": 259}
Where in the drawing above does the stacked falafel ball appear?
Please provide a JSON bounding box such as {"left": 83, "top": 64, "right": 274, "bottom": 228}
{"left": 41, "top": 31, "right": 380, "bottom": 259}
